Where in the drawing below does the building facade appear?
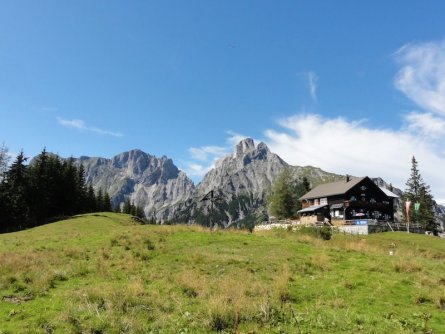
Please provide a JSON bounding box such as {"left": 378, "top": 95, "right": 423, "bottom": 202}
{"left": 298, "top": 176, "right": 398, "bottom": 226}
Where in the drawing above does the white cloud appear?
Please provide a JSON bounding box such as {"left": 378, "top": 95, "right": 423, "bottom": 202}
{"left": 263, "top": 113, "right": 445, "bottom": 204}
{"left": 188, "top": 146, "right": 228, "bottom": 162}
{"left": 308, "top": 71, "right": 318, "bottom": 101}
{"left": 57, "top": 117, "right": 123, "bottom": 138}
{"left": 404, "top": 112, "right": 445, "bottom": 138}
{"left": 394, "top": 39, "right": 445, "bottom": 115}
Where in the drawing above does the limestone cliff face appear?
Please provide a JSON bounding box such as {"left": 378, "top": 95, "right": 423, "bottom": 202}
{"left": 196, "top": 138, "right": 287, "bottom": 199}
{"left": 77, "top": 149, "right": 195, "bottom": 219}
{"left": 172, "top": 138, "right": 344, "bottom": 227}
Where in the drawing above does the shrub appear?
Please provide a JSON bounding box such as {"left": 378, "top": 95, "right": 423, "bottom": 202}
{"left": 319, "top": 226, "right": 332, "bottom": 240}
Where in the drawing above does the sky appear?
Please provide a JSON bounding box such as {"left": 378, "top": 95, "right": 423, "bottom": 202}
{"left": 1, "top": 1, "right": 445, "bottom": 202}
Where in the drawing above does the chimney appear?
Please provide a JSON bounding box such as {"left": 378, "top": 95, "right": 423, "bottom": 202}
{"left": 346, "top": 174, "right": 350, "bottom": 182}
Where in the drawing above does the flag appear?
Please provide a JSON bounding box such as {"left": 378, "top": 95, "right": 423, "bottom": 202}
{"left": 405, "top": 201, "right": 411, "bottom": 224}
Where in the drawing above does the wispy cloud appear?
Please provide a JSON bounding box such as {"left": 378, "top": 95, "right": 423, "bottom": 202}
{"left": 183, "top": 130, "right": 251, "bottom": 178}
{"left": 308, "top": 71, "right": 318, "bottom": 101}
{"left": 188, "top": 146, "right": 228, "bottom": 162}
{"left": 394, "top": 39, "right": 445, "bottom": 115}
{"left": 57, "top": 117, "right": 123, "bottom": 138}
{"left": 403, "top": 112, "right": 445, "bottom": 138}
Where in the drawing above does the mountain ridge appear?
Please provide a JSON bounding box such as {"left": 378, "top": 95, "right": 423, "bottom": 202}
{"left": 38, "top": 138, "right": 442, "bottom": 229}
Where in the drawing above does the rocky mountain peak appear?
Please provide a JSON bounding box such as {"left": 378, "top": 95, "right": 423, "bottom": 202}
{"left": 234, "top": 138, "right": 256, "bottom": 159}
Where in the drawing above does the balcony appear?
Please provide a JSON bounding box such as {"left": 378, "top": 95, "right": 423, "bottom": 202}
{"left": 344, "top": 200, "right": 389, "bottom": 209}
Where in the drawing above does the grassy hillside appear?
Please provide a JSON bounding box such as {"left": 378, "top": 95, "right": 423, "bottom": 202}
{"left": 0, "top": 213, "right": 444, "bottom": 333}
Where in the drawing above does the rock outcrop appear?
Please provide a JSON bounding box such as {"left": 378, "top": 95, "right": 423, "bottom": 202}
{"left": 77, "top": 149, "right": 195, "bottom": 220}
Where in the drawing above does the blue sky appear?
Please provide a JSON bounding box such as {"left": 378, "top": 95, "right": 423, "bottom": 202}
{"left": 2, "top": 1, "right": 445, "bottom": 202}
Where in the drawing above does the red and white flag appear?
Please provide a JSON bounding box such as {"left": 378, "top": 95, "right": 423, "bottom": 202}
{"left": 405, "top": 201, "right": 411, "bottom": 224}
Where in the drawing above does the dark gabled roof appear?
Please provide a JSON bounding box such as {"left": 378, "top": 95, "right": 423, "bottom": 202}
{"left": 299, "top": 177, "right": 367, "bottom": 200}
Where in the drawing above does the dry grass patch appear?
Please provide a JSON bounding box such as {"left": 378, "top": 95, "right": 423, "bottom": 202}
{"left": 393, "top": 259, "right": 423, "bottom": 273}
{"left": 274, "top": 263, "right": 293, "bottom": 304}
{"left": 310, "top": 252, "right": 331, "bottom": 272}
{"left": 176, "top": 269, "right": 208, "bottom": 298}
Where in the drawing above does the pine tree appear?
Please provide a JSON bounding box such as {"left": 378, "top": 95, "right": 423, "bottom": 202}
{"left": 96, "top": 189, "right": 104, "bottom": 211}
{"left": 75, "top": 164, "right": 87, "bottom": 213}
{"left": 28, "top": 148, "right": 51, "bottom": 223}
{"left": 86, "top": 184, "right": 97, "bottom": 212}
{"left": 268, "top": 167, "right": 299, "bottom": 219}
{"left": 295, "top": 176, "right": 311, "bottom": 212}
{"left": 135, "top": 205, "right": 146, "bottom": 220}
{"left": 59, "top": 158, "right": 78, "bottom": 216}
{"left": 122, "top": 197, "right": 131, "bottom": 214}
{"left": 130, "top": 201, "right": 137, "bottom": 216}
{"left": 102, "top": 192, "right": 112, "bottom": 212}
{"left": 1, "top": 151, "right": 30, "bottom": 230}
{"left": 404, "top": 156, "right": 435, "bottom": 231}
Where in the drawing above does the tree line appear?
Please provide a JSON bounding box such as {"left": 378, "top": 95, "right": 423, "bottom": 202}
{"left": 0, "top": 147, "right": 112, "bottom": 233}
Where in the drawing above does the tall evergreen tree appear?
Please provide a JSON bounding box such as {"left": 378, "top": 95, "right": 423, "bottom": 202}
{"left": 135, "top": 205, "right": 146, "bottom": 220}
{"left": 28, "top": 148, "right": 51, "bottom": 223}
{"left": 123, "top": 197, "right": 132, "bottom": 214}
{"left": 130, "top": 201, "right": 137, "bottom": 216}
{"left": 75, "top": 164, "right": 87, "bottom": 213}
{"left": 86, "top": 184, "right": 97, "bottom": 212}
{"left": 96, "top": 189, "right": 104, "bottom": 211}
{"left": 102, "top": 192, "right": 112, "bottom": 212}
{"left": 59, "top": 158, "right": 78, "bottom": 216}
{"left": 1, "top": 151, "right": 30, "bottom": 230}
{"left": 404, "top": 156, "right": 435, "bottom": 231}
{"left": 268, "top": 167, "right": 299, "bottom": 219}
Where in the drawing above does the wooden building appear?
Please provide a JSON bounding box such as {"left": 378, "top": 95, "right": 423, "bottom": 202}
{"left": 298, "top": 176, "right": 398, "bottom": 226}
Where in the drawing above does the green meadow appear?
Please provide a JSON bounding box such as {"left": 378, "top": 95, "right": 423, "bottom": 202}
{"left": 0, "top": 213, "right": 444, "bottom": 333}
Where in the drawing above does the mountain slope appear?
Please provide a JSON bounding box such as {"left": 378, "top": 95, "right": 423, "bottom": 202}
{"left": 78, "top": 149, "right": 195, "bottom": 219}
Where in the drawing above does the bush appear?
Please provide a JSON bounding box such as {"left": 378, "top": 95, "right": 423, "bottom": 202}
{"left": 319, "top": 226, "right": 332, "bottom": 240}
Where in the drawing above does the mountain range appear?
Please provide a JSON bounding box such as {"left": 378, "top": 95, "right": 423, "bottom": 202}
{"left": 74, "top": 138, "right": 413, "bottom": 227}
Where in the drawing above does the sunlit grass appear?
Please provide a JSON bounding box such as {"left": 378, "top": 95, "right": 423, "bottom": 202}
{"left": 0, "top": 213, "right": 444, "bottom": 333}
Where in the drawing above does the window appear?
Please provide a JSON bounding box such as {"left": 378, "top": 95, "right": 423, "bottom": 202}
{"left": 314, "top": 199, "right": 319, "bottom": 205}
{"left": 320, "top": 198, "right": 327, "bottom": 205}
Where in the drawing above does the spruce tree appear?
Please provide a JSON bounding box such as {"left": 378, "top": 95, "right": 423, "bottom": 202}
{"left": 102, "top": 192, "right": 112, "bottom": 212}
{"left": 268, "top": 167, "right": 299, "bottom": 219}
{"left": 123, "top": 197, "right": 131, "bottom": 214}
{"left": 1, "top": 151, "right": 30, "bottom": 230}
{"left": 86, "top": 184, "right": 97, "bottom": 212}
{"left": 404, "top": 156, "right": 435, "bottom": 231}
{"left": 28, "top": 148, "right": 51, "bottom": 223}
{"left": 96, "top": 189, "right": 103, "bottom": 211}
{"left": 135, "top": 205, "right": 146, "bottom": 220}
{"left": 75, "top": 164, "right": 87, "bottom": 213}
